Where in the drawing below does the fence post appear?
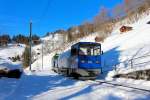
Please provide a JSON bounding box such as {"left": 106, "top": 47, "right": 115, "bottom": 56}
{"left": 115, "top": 64, "right": 118, "bottom": 74}
{"left": 115, "top": 64, "right": 117, "bottom": 71}
{"left": 131, "top": 59, "right": 133, "bottom": 68}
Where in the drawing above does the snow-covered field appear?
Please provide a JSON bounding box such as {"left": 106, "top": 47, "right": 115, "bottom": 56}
{"left": 0, "top": 11, "right": 150, "bottom": 100}
{"left": 0, "top": 44, "right": 25, "bottom": 70}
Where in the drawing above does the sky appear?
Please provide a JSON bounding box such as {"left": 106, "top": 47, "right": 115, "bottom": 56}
{"left": 0, "top": 0, "right": 123, "bottom": 37}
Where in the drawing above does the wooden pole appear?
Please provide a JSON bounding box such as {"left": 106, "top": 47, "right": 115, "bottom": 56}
{"left": 29, "top": 21, "right": 32, "bottom": 71}
{"left": 42, "top": 41, "right": 43, "bottom": 70}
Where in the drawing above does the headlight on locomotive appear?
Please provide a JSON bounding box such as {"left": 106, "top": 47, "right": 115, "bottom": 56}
{"left": 81, "top": 60, "right": 85, "bottom": 63}
{"left": 87, "top": 61, "right": 92, "bottom": 63}
{"left": 96, "top": 61, "right": 100, "bottom": 64}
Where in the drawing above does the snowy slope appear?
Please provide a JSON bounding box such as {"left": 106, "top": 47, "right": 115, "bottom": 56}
{"left": 102, "top": 14, "right": 150, "bottom": 79}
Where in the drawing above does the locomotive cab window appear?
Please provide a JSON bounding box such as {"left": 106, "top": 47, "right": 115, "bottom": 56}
{"left": 71, "top": 48, "right": 78, "bottom": 56}
{"left": 94, "top": 46, "right": 101, "bottom": 55}
{"left": 79, "top": 45, "right": 101, "bottom": 56}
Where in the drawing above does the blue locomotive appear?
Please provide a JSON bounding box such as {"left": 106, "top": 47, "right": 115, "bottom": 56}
{"left": 52, "top": 42, "right": 102, "bottom": 79}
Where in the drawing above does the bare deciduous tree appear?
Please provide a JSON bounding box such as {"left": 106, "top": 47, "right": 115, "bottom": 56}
{"left": 113, "top": 3, "right": 125, "bottom": 20}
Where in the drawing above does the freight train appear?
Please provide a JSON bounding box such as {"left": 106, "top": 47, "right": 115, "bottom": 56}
{"left": 52, "top": 42, "right": 103, "bottom": 79}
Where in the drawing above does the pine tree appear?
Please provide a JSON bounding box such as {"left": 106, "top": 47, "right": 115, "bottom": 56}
{"left": 22, "top": 46, "right": 30, "bottom": 68}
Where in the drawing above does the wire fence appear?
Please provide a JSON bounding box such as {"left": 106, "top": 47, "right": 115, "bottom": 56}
{"left": 114, "top": 54, "right": 150, "bottom": 72}
{"left": 101, "top": 54, "right": 150, "bottom": 74}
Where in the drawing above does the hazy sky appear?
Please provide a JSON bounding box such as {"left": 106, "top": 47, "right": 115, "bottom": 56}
{"left": 0, "top": 0, "right": 123, "bottom": 37}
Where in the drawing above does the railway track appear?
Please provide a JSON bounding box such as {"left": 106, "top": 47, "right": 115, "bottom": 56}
{"left": 67, "top": 75, "right": 150, "bottom": 93}
{"left": 48, "top": 76, "right": 150, "bottom": 95}
{"left": 94, "top": 80, "right": 150, "bottom": 93}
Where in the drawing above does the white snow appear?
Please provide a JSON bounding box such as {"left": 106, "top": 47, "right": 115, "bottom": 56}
{"left": 1, "top": 10, "right": 150, "bottom": 100}
{"left": 0, "top": 44, "right": 25, "bottom": 70}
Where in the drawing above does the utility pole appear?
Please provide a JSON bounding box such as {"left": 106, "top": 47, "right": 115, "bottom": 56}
{"left": 42, "top": 41, "right": 43, "bottom": 70}
{"left": 29, "top": 21, "right": 32, "bottom": 71}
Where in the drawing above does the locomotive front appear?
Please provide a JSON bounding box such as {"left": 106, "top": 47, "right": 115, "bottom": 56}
{"left": 71, "top": 42, "right": 102, "bottom": 79}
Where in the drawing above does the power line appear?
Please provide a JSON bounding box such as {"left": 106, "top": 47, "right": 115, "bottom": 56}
{"left": 34, "top": 0, "right": 53, "bottom": 24}
{"left": 29, "top": 0, "right": 53, "bottom": 71}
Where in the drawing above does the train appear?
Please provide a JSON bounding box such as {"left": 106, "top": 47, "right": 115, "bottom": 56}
{"left": 52, "top": 42, "right": 103, "bottom": 79}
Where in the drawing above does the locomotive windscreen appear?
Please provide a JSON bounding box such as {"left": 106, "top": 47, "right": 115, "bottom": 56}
{"left": 79, "top": 44, "right": 101, "bottom": 56}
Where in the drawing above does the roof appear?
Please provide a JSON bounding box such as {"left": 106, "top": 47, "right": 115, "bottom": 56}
{"left": 72, "top": 42, "right": 101, "bottom": 48}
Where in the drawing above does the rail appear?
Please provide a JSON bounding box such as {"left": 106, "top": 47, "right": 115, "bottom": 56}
{"left": 95, "top": 80, "right": 150, "bottom": 93}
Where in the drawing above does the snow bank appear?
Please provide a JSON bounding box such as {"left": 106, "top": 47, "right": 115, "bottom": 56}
{"left": 0, "top": 44, "right": 25, "bottom": 70}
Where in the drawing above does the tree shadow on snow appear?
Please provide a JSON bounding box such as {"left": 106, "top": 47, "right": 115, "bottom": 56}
{"left": 60, "top": 84, "right": 94, "bottom": 100}
{"left": 60, "top": 83, "right": 150, "bottom": 100}
{"left": 60, "top": 84, "right": 122, "bottom": 100}
{"left": 106, "top": 94, "right": 122, "bottom": 100}
{"left": 2, "top": 73, "right": 76, "bottom": 100}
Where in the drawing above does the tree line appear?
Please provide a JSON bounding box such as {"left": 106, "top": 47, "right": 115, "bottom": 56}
{"left": 0, "top": 34, "right": 40, "bottom": 46}
{"left": 45, "top": 0, "right": 150, "bottom": 43}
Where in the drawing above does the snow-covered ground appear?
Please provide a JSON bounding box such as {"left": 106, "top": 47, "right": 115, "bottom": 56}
{"left": 0, "top": 44, "right": 25, "bottom": 70}
{"left": 0, "top": 11, "right": 150, "bottom": 100}
{"left": 1, "top": 70, "right": 150, "bottom": 100}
